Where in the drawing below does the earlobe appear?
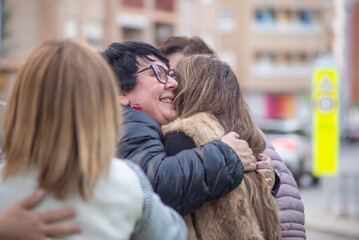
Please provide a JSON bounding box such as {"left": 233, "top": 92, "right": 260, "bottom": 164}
{"left": 119, "top": 96, "right": 130, "bottom": 106}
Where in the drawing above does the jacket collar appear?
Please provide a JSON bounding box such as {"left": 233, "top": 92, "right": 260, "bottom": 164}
{"left": 122, "top": 106, "right": 162, "bottom": 129}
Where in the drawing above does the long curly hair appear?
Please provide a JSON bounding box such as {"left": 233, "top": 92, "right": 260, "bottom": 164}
{"left": 174, "top": 54, "right": 282, "bottom": 239}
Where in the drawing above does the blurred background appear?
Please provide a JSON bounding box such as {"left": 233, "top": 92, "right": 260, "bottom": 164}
{"left": 1, "top": 0, "right": 359, "bottom": 239}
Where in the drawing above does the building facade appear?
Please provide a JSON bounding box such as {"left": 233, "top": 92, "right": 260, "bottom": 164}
{"left": 343, "top": 0, "right": 359, "bottom": 140}
{"left": 176, "top": 0, "right": 334, "bottom": 131}
{"left": 0, "top": 0, "right": 119, "bottom": 143}
{"left": 119, "top": 0, "right": 177, "bottom": 44}
{"left": 0, "top": 0, "right": 345, "bottom": 143}
{"left": 0, "top": 0, "right": 179, "bottom": 144}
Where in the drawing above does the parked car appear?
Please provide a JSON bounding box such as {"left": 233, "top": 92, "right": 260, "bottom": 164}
{"left": 343, "top": 124, "right": 359, "bottom": 142}
{"left": 263, "top": 129, "right": 319, "bottom": 188}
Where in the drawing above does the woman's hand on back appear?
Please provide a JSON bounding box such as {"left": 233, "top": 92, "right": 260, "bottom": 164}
{"left": 0, "top": 189, "right": 81, "bottom": 240}
{"left": 221, "top": 132, "right": 256, "bottom": 172}
{"left": 255, "top": 153, "right": 275, "bottom": 190}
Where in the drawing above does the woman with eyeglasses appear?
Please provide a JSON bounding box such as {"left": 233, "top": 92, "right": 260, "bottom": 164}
{"left": 101, "top": 41, "right": 257, "bottom": 216}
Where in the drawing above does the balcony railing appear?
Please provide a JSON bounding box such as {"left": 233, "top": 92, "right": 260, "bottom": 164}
{"left": 250, "top": 62, "right": 313, "bottom": 78}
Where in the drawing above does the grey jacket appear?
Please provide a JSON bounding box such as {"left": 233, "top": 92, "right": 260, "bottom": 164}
{"left": 264, "top": 140, "right": 306, "bottom": 239}
{"left": 125, "top": 160, "right": 188, "bottom": 240}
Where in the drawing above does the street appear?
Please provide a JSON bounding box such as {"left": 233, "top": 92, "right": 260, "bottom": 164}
{"left": 299, "top": 140, "right": 359, "bottom": 239}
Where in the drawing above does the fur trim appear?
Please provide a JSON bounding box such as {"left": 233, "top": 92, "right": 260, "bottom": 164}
{"left": 163, "top": 113, "right": 266, "bottom": 240}
{"left": 162, "top": 112, "right": 225, "bottom": 146}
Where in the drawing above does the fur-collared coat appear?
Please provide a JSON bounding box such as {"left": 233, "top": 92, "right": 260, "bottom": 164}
{"left": 163, "top": 112, "right": 281, "bottom": 240}
{"left": 117, "top": 106, "right": 244, "bottom": 216}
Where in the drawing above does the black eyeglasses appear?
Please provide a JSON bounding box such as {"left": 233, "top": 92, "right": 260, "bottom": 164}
{"left": 135, "top": 64, "right": 175, "bottom": 84}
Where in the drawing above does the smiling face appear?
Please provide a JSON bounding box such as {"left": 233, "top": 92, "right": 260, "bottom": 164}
{"left": 121, "top": 56, "right": 178, "bottom": 125}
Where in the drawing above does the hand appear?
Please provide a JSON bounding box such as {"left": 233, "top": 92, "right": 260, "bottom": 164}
{"left": 221, "top": 132, "right": 256, "bottom": 172}
{"left": 0, "top": 189, "right": 81, "bottom": 240}
{"left": 256, "top": 153, "right": 275, "bottom": 190}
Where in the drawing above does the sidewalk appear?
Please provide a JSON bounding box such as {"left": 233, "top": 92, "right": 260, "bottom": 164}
{"left": 300, "top": 156, "right": 359, "bottom": 239}
{"left": 305, "top": 206, "right": 359, "bottom": 239}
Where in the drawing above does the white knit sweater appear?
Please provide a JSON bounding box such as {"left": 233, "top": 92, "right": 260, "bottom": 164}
{"left": 0, "top": 159, "right": 187, "bottom": 240}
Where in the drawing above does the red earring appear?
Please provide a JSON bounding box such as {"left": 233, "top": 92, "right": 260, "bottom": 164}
{"left": 133, "top": 104, "right": 142, "bottom": 111}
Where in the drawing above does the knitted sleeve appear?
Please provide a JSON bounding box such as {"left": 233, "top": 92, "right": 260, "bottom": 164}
{"left": 124, "top": 160, "right": 188, "bottom": 240}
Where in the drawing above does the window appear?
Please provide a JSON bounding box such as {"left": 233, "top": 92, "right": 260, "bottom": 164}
{"left": 122, "top": 28, "right": 144, "bottom": 42}
{"left": 64, "top": 18, "right": 78, "bottom": 38}
{"left": 122, "top": 0, "right": 143, "bottom": 8}
{"left": 155, "top": 23, "right": 174, "bottom": 43}
{"left": 117, "top": 13, "right": 149, "bottom": 29}
{"left": 251, "top": 52, "right": 313, "bottom": 78}
{"left": 299, "top": 10, "right": 312, "bottom": 25}
{"left": 83, "top": 21, "right": 103, "bottom": 46}
{"left": 155, "top": 0, "right": 175, "bottom": 12}
{"left": 252, "top": 8, "right": 321, "bottom": 33}
{"left": 255, "top": 9, "right": 275, "bottom": 24}
{"left": 218, "top": 6, "right": 235, "bottom": 31}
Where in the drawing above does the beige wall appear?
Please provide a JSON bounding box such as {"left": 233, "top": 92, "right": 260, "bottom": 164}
{"left": 176, "top": 0, "right": 333, "bottom": 94}
{"left": 118, "top": 0, "right": 177, "bottom": 45}
{"left": 0, "top": 65, "right": 19, "bottom": 146}
{"left": 0, "top": 0, "right": 118, "bottom": 145}
{"left": 2, "top": 0, "right": 117, "bottom": 61}
{"left": 174, "top": 0, "right": 334, "bottom": 121}
{"left": 0, "top": 0, "right": 178, "bottom": 144}
{"left": 2, "top": 0, "right": 45, "bottom": 62}
{"left": 0, "top": 0, "right": 333, "bottom": 143}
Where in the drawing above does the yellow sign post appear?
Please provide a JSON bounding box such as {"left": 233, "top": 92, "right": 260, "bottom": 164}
{"left": 312, "top": 68, "right": 339, "bottom": 176}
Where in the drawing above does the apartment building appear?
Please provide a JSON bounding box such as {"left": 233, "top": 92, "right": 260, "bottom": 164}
{"left": 0, "top": 0, "right": 179, "bottom": 144}
{"left": 0, "top": 0, "right": 118, "bottom": 143}
{"left": 119, "top": 0, "right": 177, "bottom": 44}
{"left": 348, "top": 0, "right": 359, "bottom": 106}
{"left": 0, "top": 0, "right": 343, "bottom": 141}
{"left": 343, "top": 0, "right": 359, "bottom": 140}
{"left": 177, "top": 0, "right": 334, "bottom": 130}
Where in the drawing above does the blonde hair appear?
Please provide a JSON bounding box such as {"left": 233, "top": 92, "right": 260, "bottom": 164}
{"left": 174, "top": 55, "right": 282, "bottom": 239}
{"left": 1, "top": 40, "right": 120, "bottom": 200}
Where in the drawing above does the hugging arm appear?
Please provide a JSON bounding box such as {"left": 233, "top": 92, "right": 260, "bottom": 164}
{"left": 118, "top": 108, "right": 243, "bottom": 216}
{"left": 0, "top": 190, "right": 81, "bottom": 240}
{"left": 256, "top": 153, "right": 281, "bottom": 196}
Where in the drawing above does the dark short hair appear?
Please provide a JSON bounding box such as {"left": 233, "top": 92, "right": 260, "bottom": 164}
{"left": 101, "top": 41, "right": 169, "bottom": 93}
{"left": 157, "top": 36, "right": 215, "bottom": 57}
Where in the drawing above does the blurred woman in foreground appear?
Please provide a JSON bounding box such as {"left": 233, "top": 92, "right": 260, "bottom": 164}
{"left": 0, "top": 39, "right": 187, "bottom": 240}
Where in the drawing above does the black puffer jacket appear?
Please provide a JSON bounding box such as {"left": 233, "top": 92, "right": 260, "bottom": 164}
{"left": 117, "top": 107, "right": 244, "bottom": 216}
